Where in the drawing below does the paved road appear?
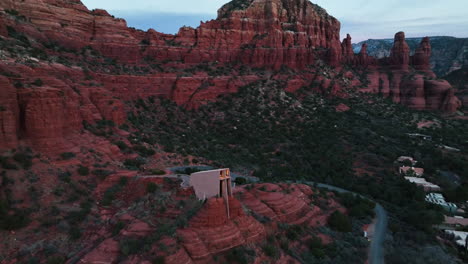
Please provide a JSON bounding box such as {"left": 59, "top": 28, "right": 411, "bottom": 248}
{"left": 369, "top": 204, "right": 387, "bottom": 264}
{"left": 305, "top": 182, "right": 387, "bottom": 264}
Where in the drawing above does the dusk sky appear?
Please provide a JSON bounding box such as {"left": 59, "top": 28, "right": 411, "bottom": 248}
{"left": 81, "top": 0, "right": 468, "bottom": 42}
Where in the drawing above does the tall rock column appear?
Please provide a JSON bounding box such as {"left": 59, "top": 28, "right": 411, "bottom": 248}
{"left": 341, "top": 34, "right": 354, "bottom": 62}
{"left": 390, "top": 32, "right": 410, "bottom": 70}
{"left": 412, "top": 37, "right": 432, "bottom": 71}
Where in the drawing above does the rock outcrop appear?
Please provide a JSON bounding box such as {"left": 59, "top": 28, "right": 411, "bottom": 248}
{"left": 389, "top": 32, "right": 411, "bottom": 70}
{"left": 350, "top": 32, "right": 461, "bottom": 111}
{"left": 178, "top": 197, "right": 264, "bottom": 261}
{"left": 0, "top": 0, "right": 462, "bottom": 152}
{"left": 0, "top": 76, "right": 19, "bottom": 149}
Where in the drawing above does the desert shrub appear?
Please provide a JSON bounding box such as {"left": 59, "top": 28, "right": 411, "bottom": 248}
{"left": 101, "top": 184, "right": 122, "bottom": 206}
{"left": 1, "top": 157, "right": 18, "bottom": 170}
{"left": 146, "top": 182, "right": 159, "bottom": 193}
{"left": 57, "top": 171, "right": 71, "bottom": 183}
{"left": 5, "top": 9, "right": 19, "bottom": 16}
{"left": 0, "top": 200, "right": 30, "bottom": 230}
{"left": 120, "top": 238, "right": 144, "bottom": 256}
{"left": 133, "top": 145, "right": 155, "bottom": 157}
{"left": 115, "top": 140, "right": 129, "bottom": 151}
{"left": 339, "top": 193, "right": 375, "bottom": 219}
{"left": 119, "top": 176, "right": 129, "bottom": 186}
{"left": 262, "top": 243, "right": 279, "bottom": 259}
{"left": 140, "top": 39, "right": 150, "bottom": 45}
{"left": 151, "top": 168, "right": 166, "bottom": 175}
{"left": 112, "top": 221, "right": 125, "bottom": 236}
{"left": 60, "top": 152, "right": 75, "bottom": 160}
{"left": 13, "top": 152, "right": 33, "bottom": 169}
{"left": 31, "top": 78, "right": 43, "bottom": 86}
{"left": 234, "top": 177, "right": 247, "bottom": 185}
{"left": 225, "top": 246, "right": 255, "bottom": 264}
{"left": 77, "top": 166, "right": 89, "bottom": 176}
{"left": 46, "top": 256, "right": 65, "bottom": 264}
{"left": 151, "top": 257, "right": 165, "bottom": 264}
{"left": 328, "top": 211, "right": 352, "bottom": 232}
{"left": 68, "top": 226, "right": 81, "bottom": 240}
{"left": 92, "top": 169, "right": 113, "bottom": 180}
{"left": 285, "top": 225, "right": 304, "bottom": 240}
{"left": 124, "top": 158, "right": 146, "bottom": 170}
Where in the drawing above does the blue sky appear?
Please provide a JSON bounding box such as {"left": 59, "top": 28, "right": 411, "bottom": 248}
{"left": 81, "top": 0, "right": 468, "bottom": 42}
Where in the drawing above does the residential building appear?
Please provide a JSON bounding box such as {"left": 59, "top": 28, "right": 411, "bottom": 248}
{"left": 445, "top": 230, "right": 468, "bottom": 250}
{"left": 407, "top": 133, "right": 432, "bottom": 141}
{"left": 404, "top": 177, "right": 441, "bottom": 192}
{"left": 397, "top": 156, "right": 417, "bottom": 165}
{"left": 444, "top": 216, "right": 468, "bottom": 227}
{"left": 399, "top": 166, "right": 424, "bottom": 177}
{"left": 425, "top": 193, "right": 458, "bottom": 213}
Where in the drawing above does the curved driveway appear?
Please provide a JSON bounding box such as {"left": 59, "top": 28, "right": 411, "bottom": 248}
{"left": 306, "top": 182, "right": 387, "bottom": 264}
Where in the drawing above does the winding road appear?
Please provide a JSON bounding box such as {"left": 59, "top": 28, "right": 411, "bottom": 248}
{"left": 306, "top": 182, "right": 388, "bottom": 264}
{"left": 140, "top": 167, "right": 388, "bottom": 264}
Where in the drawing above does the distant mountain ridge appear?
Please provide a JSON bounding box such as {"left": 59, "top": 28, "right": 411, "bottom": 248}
{"left": 353, "top": 36, "right": 468, "bottom": 76}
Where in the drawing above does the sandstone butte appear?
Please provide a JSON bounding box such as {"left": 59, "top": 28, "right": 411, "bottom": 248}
{"left": 0, "top": 0, "right": 462, "bottom": 152}
{"left": 79, "top": 183, "right": 342, "bottom": 264}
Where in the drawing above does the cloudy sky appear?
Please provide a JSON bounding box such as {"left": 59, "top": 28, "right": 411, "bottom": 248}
{"left": 81, "top": 0, "right": 468, "bottom": 42}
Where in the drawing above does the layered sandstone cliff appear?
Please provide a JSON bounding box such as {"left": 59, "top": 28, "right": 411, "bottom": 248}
{"left": 0, "top": 0, "right": 462, "bottom": 152}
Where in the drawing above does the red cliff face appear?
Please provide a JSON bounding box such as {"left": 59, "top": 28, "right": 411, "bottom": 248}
{"left": 412, "top": 36, "right": 432, "bottom": 71}
{"left": 0, "top": 77, "right": 19, "bottom": 149}
{"left": 0, "top": 0, "right": 461, "bottom": 152}
{"left": 389, "top": 32, "right": 411, "bottom": 70}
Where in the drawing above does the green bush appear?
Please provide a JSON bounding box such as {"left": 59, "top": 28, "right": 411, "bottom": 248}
{"left": 1, "top": 157, "right": 18, "bottom": 170}
{"left": 69, "top": 226, "right": 81, "bottom": 240}
{"left": 133, "top": 145, "right": 156, "bottom": 157}
{"left": 77, "top": 166, "right": 89, "bottom": 176}
{"left": 225, "top": 246, "right": 255, "bottom": 264}
{"left": 151, "top": 168, "right": 166, "bottom": 175}
{"left": 92, "top": 169, "right": 113, "bottom": 180}
{"left": 57, "top": 171, "right": 71, "bottom": 183}
{"left": 115, "top": 141, "right": 129, "bottom": 151}
{"left": 119, "top": 176, "right": 129, "bottom": 186}
{"left": 13, "top": 152, "right": 33, "bottom": 169}
{"left": 234, "top": 177, "right": 247, "bottom": 185}
{"left": 152, "top": 256, "right": 165, "bottom": 264}
{"left": 46, "top": 256, "right": 65, "bottom": 264}
{"left": 31, "top": 78, "right": 43, "bottom": 86}
{"left": 0, "top": 200, "right": 30, "bottom": 230}
{"left": 124, "top": 158, "right": 146, "bottom": 170}
{"left": 261, "top": 243, "right": 279, "bottom": 259}
{"left": 328, "top": 211, "right": 352, "bottom": 232}
{"left": 112, "top": 221, "right": 125, "bottom": 236}
{"left": 120, "top": 238, "right": 144, "bottom": 256}
{"left": 5, "top": 9, "right": 19, "bottom": 16}
{"left": 147, "top": 182, "right": 158, "bottom": 193}
{"left": 60, "top": 152, "right": 75, "bottom": 160}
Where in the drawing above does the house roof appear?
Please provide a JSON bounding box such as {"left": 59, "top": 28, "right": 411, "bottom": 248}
{"left": 445, "top": 216, "right": 468, "bottom": 226}
{"left": 400, "top": 166, "right": 424, "bottom": 176}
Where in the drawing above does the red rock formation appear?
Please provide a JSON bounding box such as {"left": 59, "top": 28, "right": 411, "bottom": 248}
{"left": 341, "top": 34, "right": 354, "bottom": 62}
{"left": 80, "top": 238, "right": 120, "bottom": 264}
{"left": 412, "top": 37, "right": 432, "bottom": 71}
{"left": 179, "top": 197, "right": 264, "bottom": 261}
{"left": 389, "top": 32, "right": 411, "bottom": 70}
{"left": 0, "top": 76, "right": 19, "bottom": 149}
{"left": 0, "top": 0, "right": 462, "bottom": 154}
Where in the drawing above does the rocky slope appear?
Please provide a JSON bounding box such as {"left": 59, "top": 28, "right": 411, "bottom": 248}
{"left": 444, "top": 67, "right": 468, "bottom": 107}
{"left": 353, "top": 36, "right": 468, "bottom": 76}
{"left": 0, "top": 0, "right": 461, "bottom": 154}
